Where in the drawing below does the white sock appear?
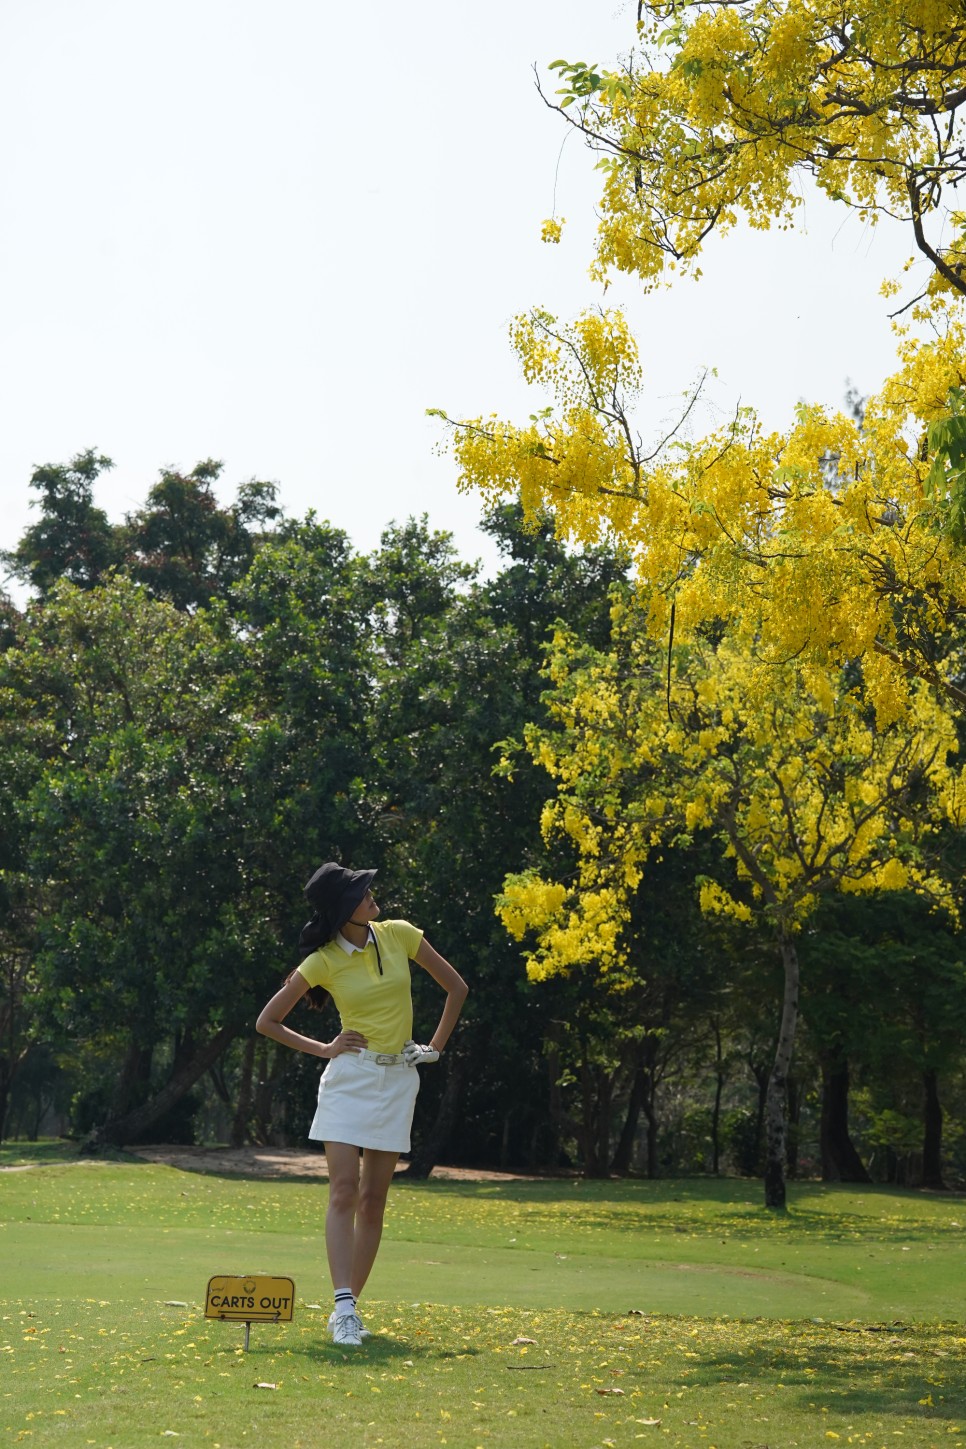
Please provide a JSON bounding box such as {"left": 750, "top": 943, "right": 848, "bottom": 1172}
{"left": 334, "top": 1288, "right": 356, "bottom": 1317}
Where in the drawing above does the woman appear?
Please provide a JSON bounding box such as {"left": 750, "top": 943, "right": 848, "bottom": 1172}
{"left": 255, "top": 862, "right": 468, "bottom": 1348}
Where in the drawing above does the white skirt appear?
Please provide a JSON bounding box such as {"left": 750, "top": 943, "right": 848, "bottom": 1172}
{"left": 308, "top": 1052, "right": 421, "bottom": 1153}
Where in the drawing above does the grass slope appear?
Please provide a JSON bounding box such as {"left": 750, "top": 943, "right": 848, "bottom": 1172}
{"left": 2, "top": 1147, "right": 965, "bottom": 1447}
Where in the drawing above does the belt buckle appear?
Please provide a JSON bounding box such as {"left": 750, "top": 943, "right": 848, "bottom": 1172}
{"left": 375, "top": 1053, "right": 395, "bottom": 1066}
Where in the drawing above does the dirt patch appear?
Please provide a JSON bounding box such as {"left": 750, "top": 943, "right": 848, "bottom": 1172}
{"left": 130, "top": 1145, "right": 541, "bottom": 1181}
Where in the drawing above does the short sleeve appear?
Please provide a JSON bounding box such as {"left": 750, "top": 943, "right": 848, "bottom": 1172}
{"left": 298, "top": 950, "right": 331, "bottom": 990}
{"left": 387, "top": 920, "right": 424, "bottom": 960}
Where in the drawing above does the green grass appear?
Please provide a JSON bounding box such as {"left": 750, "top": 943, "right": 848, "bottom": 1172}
{"left": 2, "top": 1144, "right": 966, "bottom": 1447}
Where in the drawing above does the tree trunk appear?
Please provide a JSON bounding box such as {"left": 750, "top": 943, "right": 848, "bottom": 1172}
{"left": 404, "top": 1060, "right": 465, "bottom": 1179}
{"left": 820, "top": 1059, "right": 871, "bottom": 1182}
{"left": 499, "top": 1110, "right": 513, "bottom": 1171}
{"left": 641, "top": 1037, "right": 659, "bottom": 1179}
{"left": 544, "top": 1037, "right": 567, "bottom": 1159}
{"left": 576, "top": 1057, "right": 602, "bottom": 1175}
{"left": 711, "top": 1019, "right": 724, "bottom": 1176}
{"left": 763, "top": 931, "right": 800, "bottom": 1210}
{"left": 252, "top": 1039, "right": 288, "bottom": 1144}
{"left": 642, "top": 1089, "right": 657, "bottom": 1177}
{"left": 746, "top": 1058, "right": 769, "bottom": 1177}
{"left": 230, "top": 1035, "right": 257, "bottom": 1148}
{"left": 528, "top": 1120, "right": 542, "bottom": 1171}
{"left": 570, "top": 1049, "right": 611, "bottom": 1176}
{"left": 545, "top": 1031, "right": 564, "bottom": 1168}
{"left": 921, "top": 1068, "right": 945, "bottom": 1189}
{"left": 610, "top": 1061, "right": 646, "bottom": 1174}
{"left": 111, "top": 1040, "right": 154, "bottom": 1117}
{"left": 29, "top": 1087, "right": 54, "bottom": 1142}
{"left": 83, "top": 1025, "right": 237, "bottom": 1150}
{"left": 0, "top": 1058, "right": 12, "bottom": 1145}
{"left": 786, "top": 1073, "right": 801, "bottom": 1179}
{"left": 595, "top": 1066, "right": 612, "bottom": 1175}
{"left": 0, "top": 949, "right": 32, "bottom": 1145}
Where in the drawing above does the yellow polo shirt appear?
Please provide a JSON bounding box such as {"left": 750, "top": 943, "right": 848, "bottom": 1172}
{"left": 297, "top": 918, "right": 424, "bottom": 1054}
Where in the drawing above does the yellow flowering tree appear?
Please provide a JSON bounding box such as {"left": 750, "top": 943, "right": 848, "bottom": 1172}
{"left": 431, "top": 2, "right": 966, "bottom": 705}
{"left": 433, "top": 0, "right": 966, "bottom": 1199}
{"left": 543, "top": 1, "right": 966, "bottom": 303}
{"left": 499, "top": 614, "right": 961, "bottom": 1206}
{"left": 433, "top": 304, "right": 966, "bottom": 1200}
{"left": 434, "top": 302, "right": 966, "bottom": 715}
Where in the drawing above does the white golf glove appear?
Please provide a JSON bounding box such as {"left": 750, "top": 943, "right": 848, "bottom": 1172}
{"left": 403, "top": 1039, "right": 440, "bottom": 1066}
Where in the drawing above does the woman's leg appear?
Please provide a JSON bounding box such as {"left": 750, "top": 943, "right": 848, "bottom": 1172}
{"left": 324, "top": 1140, "right": 362, "bottom": 1292}
{"left": 351, "top": 1147, "right": 399, "bottom": 1301}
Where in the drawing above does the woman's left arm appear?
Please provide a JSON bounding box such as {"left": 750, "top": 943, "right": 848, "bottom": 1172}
{"left": 414, "top": 937, "right": 468, "bottom": 1053}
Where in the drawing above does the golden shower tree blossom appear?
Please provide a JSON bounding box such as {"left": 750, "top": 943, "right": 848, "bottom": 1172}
{"left": 498, "top": 618, "right": 962, "bottom": 1206}
{"left": 434, "top": 0, "right": 966, "bottom": 1205}
{"left": 434, "top": 301, "right": 966, "bottom": 714}
{"left": 544, "top": 1, "right": 966, "bottom": 302}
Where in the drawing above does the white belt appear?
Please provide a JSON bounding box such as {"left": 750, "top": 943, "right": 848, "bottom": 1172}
{"left": 356, "top": 1049, "right": 408, "bottom": 1066}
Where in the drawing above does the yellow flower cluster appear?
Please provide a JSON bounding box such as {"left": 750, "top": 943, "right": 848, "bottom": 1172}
{"left": 497, "top": 617, "right": 958, "bottom": 980}
{"left": 567, "top": 0, "right": 966, "bottom": 292}
{"left": 437, "top": 295, "right": 966, "bottom": 720}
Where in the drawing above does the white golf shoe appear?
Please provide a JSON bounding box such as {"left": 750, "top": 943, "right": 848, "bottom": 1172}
{"left": 331, "top": 1310, "right": 365, "bottom": 1347}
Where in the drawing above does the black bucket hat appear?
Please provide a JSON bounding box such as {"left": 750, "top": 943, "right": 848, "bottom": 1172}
{"left": 300, "top": 862, "right": 376, "bottom": 950}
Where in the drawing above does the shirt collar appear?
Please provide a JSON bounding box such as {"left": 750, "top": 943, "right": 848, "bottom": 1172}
{"left": 335, "top": 926, "right": 375, "bottom": 956}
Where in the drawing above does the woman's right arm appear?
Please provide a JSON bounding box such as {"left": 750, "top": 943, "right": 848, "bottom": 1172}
{"left": 255, "top": 972, "right": 368, "bottom": 1059}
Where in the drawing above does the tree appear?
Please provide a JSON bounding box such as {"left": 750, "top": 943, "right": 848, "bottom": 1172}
{"left": 427, "top": 1, "right": 966, "bottom": 1194}
{"left": 802, "top": 889, "right": 966, "bottom": 1186}
{"left": 532, "top": 852, "right": 728, "bottom": 1178}
{"left": 356, "top": 510, "right": 629, "bottom": 1175}
{"left": 228, "top": 512, "right": 375, "bottom": 879}
{"left": 0, "top": 576, "right": 265, "bottom": 1146}
{"left": 431, "top": 160, "right": 966, "bottom": 1201}
{"left": 0, "top": 599, "right": 47, "bottom": 1141}
{"left": 0, "top": 589, "right": 21, "bottom": 652}
{"left": 498, "top": 611, "right": 959, "bottom": 1206}
{"left": 437, "top": 300, "right": 966, "bottom": 727}
{"left": 542, "top": 2, "right": 966, "bottom": 305}
{"left": 220, "top": 516, "right": 380, "bottom": 1141}
{"left": 3, "top": 450, "right": 120, "bottom": 596}
{"left": 796, "top": 901, "right": 882, "bottom": 1182}
{"left": 431, "top": 0, "right": 966, "bottom": 721}
{"left": 126, "top": 460, "right": 281, "bottom": 609}
{"left": 0, "top": 877, "right": 37, "bottom": 1143}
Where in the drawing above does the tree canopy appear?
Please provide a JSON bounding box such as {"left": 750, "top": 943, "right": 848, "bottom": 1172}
{"left": 433, "top": 0, "right": 966, "bottom": 1205}
{"left": 544, "top": 1, "right": 966, "bottom": 304}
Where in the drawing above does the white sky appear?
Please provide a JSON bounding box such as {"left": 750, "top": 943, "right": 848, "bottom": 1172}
{"left": 0, "top": 0, "right": 918, "bottom": 592}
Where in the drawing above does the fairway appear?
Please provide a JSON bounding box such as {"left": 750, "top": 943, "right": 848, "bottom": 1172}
{"left": 3, "top": 1151, "right": 966, "bottom": 1447}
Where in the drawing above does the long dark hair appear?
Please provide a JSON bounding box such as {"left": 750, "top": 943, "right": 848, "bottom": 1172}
{"left": 287, "top": 909, "right": 339, "bottom": 1012}
{"left": 286, "top": 970, "right": 329, "bottom": 1012}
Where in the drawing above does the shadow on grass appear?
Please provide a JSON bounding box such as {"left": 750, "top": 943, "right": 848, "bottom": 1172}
{"left": 0, "top": 1139, "right": 95, "bottom": 1168}
{"left": 257, "top": 1333, "right": 484, "bottom": 1366}
{"left": 393, "top": 1179, "right": 966, "bottom": 1241}
{"left": 5, "top": 1143, "right": 965, "bottom": 1246}
{"left": 691, "top": 1319, "right": 966, "bottom": 1424}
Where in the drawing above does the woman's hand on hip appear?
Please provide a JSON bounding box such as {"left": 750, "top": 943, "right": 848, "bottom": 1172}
{"left": 327, "top": 1030, "right": 368, "bottom": 1057}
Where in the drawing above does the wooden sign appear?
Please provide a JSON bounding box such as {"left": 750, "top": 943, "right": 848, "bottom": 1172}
{"left": 205, "top": 1275, "right": 295, "bottom": 1323}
